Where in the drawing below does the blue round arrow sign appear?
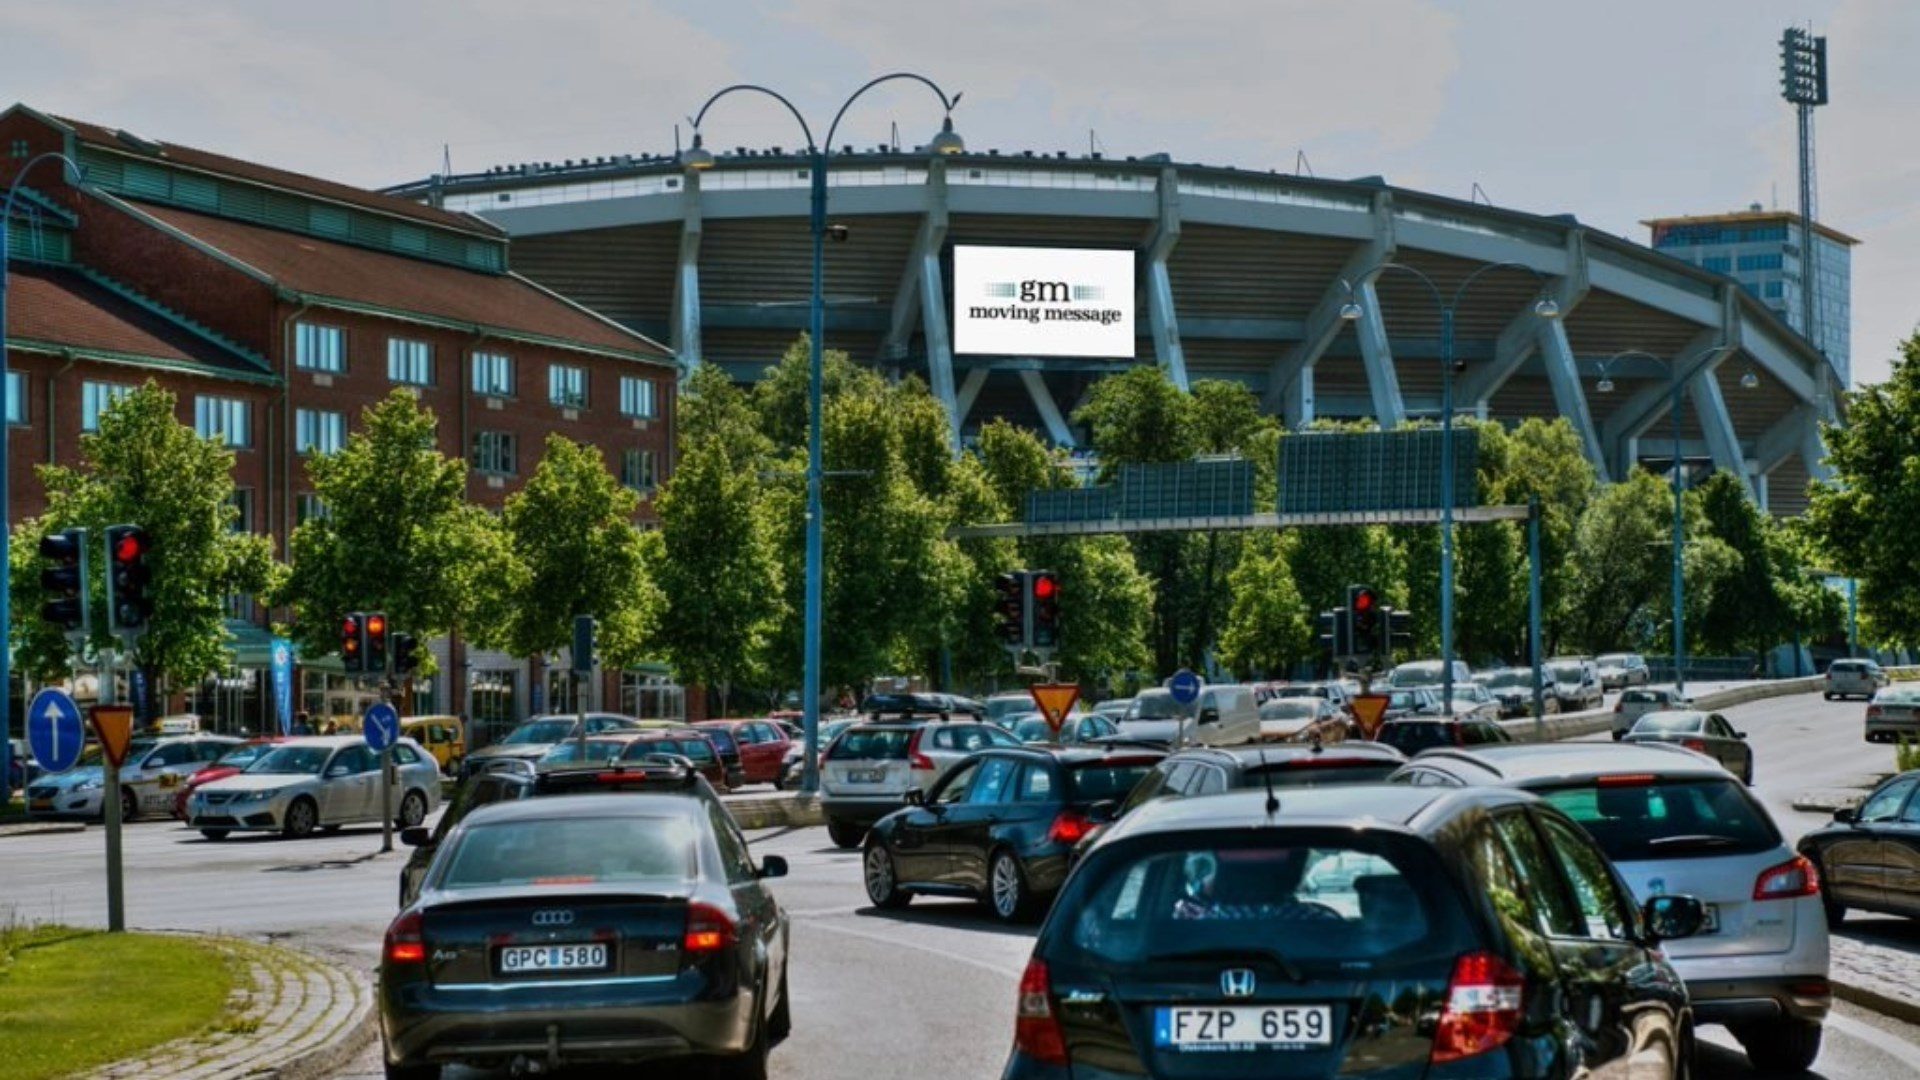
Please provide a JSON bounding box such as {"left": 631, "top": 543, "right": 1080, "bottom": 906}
{"left": 27, "top": 688, "right": 85, "bottom": 773}
{"left": 363, "top": 702, "right": 400, "bottom": 753}
{"left": 1169, "top": 669, "right": 1202, "bottom": 706}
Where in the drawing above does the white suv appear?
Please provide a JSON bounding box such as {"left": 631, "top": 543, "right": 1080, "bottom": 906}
{"left": 1824, "top": 659, "right": 1888, "bottom": 701}
{"left": 1389, "top": 742, "right": 1830, "bottom": 1073}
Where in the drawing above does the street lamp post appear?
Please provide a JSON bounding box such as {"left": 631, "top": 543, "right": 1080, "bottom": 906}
{"left": 1591, "top": 346, "right": 1751, "bottom": 698}
{"left": 683, "top": 76, "right": 963, "bottom": 794}
{"left": 1, "top": 152, "right": 85, "bottom": 803}
{"left": 1342, "top": 262, "right": 1559, "bottom": 713}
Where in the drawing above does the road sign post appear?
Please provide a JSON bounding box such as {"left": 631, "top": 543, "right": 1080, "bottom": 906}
{"left": 90, "top": 701, "right": 134, "bottom": 933}
{"left": 1168, "top": 669, "right": 1201, "bottom": 707}
{"left": 364, "top": 701, "right": 399, "bottom": 854}
{"left": 27, "top": 688, "right": 84, "bottom": 774}
{"left": 1029, "top": 684, "right": 1082, "bottom": 742}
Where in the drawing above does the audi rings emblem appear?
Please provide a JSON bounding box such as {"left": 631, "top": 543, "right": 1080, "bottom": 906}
{"left": 531, "top": 910, "right": 575, "bottom": 927}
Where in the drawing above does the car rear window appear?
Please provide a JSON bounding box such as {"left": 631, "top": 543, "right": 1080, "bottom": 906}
{"left": 501, "top": 719, "right": 574, "bottom": 746}
{"left": 1057, "top": 832, "right": 1471, "bottom": 968}
{"left": 439, "top": 816, "right": 695, "bottom": 889}
{"left": 1244, "top": 761, "right": 1399, "bottom": 789}
{"left": 826, "top": 729, "right": 913, "bottom": 761}
{"left": 665, "top": 738, "right": 717, "bottom": 764}
{"left": 539, "top": 741, "right": 626, "bottom": 765}
{"left": 1621, "top": 690, "right": 1663, "bottom": 704}
{"left": 1537, "top": 778, "right": 1780, "bottom": 861}
{"left": 702, "top": 729, "right": 737, "bottom": 753}
{"left": 1632, "top": 713, "right": 1702, "bottom": 734}
{"left": 1375, "top": 723, "right": 1449, "bottom": 754}
{"left": 1065, "top": 760, "right": 1160, "bottom": 803}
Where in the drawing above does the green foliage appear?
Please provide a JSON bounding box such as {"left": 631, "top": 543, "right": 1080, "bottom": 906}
{"left": 1218, "top": 533, "right": 1312, "bottom": 676}
{"left": 1691, "top": 471, "right": 1837, "bottom": 656}
{"left": 486, "top": 436, "right": 662, "bottom": 669}
{"left": 9, "top": 382, "right": 279, "bottom": 688}
{"left": 1808, "top": 336, "right": 1920, "bottom": 644}
{"left": 1566, "top": 469, "right": 1737, "bottom": 653}
{"left": 276, "top": 390, "right": 509, "bottom": 669}
{"left": 1898, "top": 735, "right": 1920, "bottom": 773}
{"left": 1497, "top": 418, "right": 1597, "bottom": 649}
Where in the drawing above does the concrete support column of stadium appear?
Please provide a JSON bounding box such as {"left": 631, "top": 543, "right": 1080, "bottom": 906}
{"left": 403, "top": 148, "right": 1840, "bottom": 516}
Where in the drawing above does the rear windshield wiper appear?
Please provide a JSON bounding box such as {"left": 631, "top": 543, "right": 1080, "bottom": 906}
{"left": 1145, "top": 945, "right": 1306, "bottom": 984}
{"left": 1645, "top": 834, "right": 1743, "bottom": 850}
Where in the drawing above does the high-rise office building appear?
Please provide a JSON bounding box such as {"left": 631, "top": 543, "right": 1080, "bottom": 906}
{"left": 1646, "top": 206, "right": 1857, "bottom": 384}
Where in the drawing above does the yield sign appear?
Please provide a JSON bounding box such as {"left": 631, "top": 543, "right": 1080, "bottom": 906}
{"left": 90, "top": 705, "right": 137, "bottom": 768}
{"left": 1350, "top": 694, "right": 1392, "bottom": 740}
{"left": 1030, "top": 683, "right": 1082, "bottom": 735}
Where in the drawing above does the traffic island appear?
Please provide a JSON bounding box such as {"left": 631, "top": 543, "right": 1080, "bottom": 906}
{"left": 0, "top": 925, "right": 373, "bottom": 1080}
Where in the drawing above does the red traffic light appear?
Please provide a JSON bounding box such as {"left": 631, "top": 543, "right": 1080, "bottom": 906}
{"left": 113, "top": 531, "right": 148, "bottom": 564}
{"left": 1354, "top": 589, "right": 1376, "bottom": 613}
{"left": 1032, "top": 574, "right": 1058, "bottom": 601}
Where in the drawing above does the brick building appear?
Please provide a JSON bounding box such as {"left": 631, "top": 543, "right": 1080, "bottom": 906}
{"left": 1, "top": 104, "right": 679, "bottom": 734}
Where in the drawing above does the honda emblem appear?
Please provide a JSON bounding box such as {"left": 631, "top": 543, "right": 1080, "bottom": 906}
{"left": 1220, "top": 968, "right": 1257, "bottom": 998}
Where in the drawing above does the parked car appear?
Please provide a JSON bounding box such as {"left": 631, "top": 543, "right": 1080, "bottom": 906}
{"left": 1548, "top": 658, "right": 1605, "bottom": 712}
{"left": 1825, "top": 658, "right": 1889, "bottom": 701}
{"left": 26, "top": 734, "right": 239, "bottom": 821}
{"left": 1625, "top": 710, "right": 1754, "bottom": 783}
{"left": 1254, "top": 697, "right": 1349, "bottom": 744}
{"left": 1475, "top": 667, "right": 1552, "bottom": 719}
{"left": 1010, "top": 713, "right": 1119, "bottom": 746}
{"left": 1089, "top": 698, "right": 1132, "bottom": 720}
{"left": 398, "top": 753, "right": 724, "bottom": 908}
{"left": 1381, "top": 686, "right": 1442, "bottom": 720}
{"left": 1112, "top": 741, "right": 1406, "bottom": 819}
{"left": 173, "top": 736, "right": 286, "bottom": 819}
{"left": 1798, "top": 768, "right": 1920, "bottom": 925}
{"left": 537, "top": 731, "right": 733, "bottom": 792}
{"left": 775, "top": 716, "right": 859, "bottom": 790}
{"left": 698, "top": 719, "right": 791, "bottom": 788}
{"left": 400, "top": 715, "right": 465, "bottom": 772}
{"left": 1114, "top": 688, "right": 1191, "bottom": 746}
{"left": 1388, "top": 742, "right": 1831, "bottom": 1072}
{"left": 819, "top": 720, "right": 1020, "bottom": 848}
{"left": 1373, "top": 717, "right": 1512, "bottom": 755}
{"left": 1865, "top": 685, "right": 1920, "bottom": 744}
{"left": 1115, "top": 685, "right": 1259, "bottom": 748}
{"left": 381, "top": 793, "right": 790, "bottom": 1078}
{"left": 986, "top": 692, "right": 1037, "bottom": 727}
{"left": 186, "top": 735, "right": 442, "bottom": 840}
{"left": 862, "top": 745, "right": 1166, "bottom": 921}
{"left": 1268, "top": 680, "right": 1354, "bottom": 716}
{"left": 1386, "top": 658, "right": 1473, "bottom": 690}
{"left": 1614, "top": 686, "right": 1691, "bottom": 739}
{"left": 1005, "top": 784, "right": 1704, "bottom": 1078}
{"left": 1435, "top": 681, "right": 1502, "bottom": 722}
{"left": 1597, "top": 652, "right": 1653, "bottom": 690}
{"left": 459, "top": 713, "right": 645, "bottom": 777}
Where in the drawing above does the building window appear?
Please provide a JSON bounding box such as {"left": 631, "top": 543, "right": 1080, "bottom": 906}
{"left": 9, "top": 139, "right": 28, "bottom": 159}
{"left": 472, "top": 431, "right": 516, "bottom": 475}
{"left": 295, "top": 408, "right": 346, "bottom": 455}
{"left": 1700, "top": 255, "right": 1731, "bottom": 273}
{"left": 6, "top": 371, "right": 25, "bottom": 425}
{"left": 619, "top": 376, "right": 657, "bottom": 419}
{"left": 1765, "top": 280, "right": 1784, "bottom": 298}
{"left": 387, "top": 338, "right": 433, "bottom": 386}
{"left": 472, "top": 351, "right": 513, "bottom": 396}
{"left": 194, "top": 395, "right": 251, "bottom": 447}
{"left": 224, "top": 592, "right": 255, "bottom": 620}
{"left": 548, "top": 364, "right": 587, "bottom": 409}
{"left": 295, "top": 323, "right": 346, "bottom": 372}
{"left": 622, "top": 449, "right": 657, "bottom": 492}
{"left": 229, "top": 489, "right": 254, "bottom": 533}
{"left": 1738, "top": 253, "right": 1784, "bottom": 272}
{"left": 81, "top": 382, "right": 133, "bottom": 432}
{"left": 295, "top": 493, "right": 330, "bottom": 525}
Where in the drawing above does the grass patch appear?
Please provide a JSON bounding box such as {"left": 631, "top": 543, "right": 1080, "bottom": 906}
{"left": 0, "top": 925, "right": 237, "bottom": 1080}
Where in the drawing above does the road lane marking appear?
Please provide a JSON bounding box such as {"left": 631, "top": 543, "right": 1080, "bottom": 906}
{"left": 800, "top": 918, "right": 1026, "bottom": 979}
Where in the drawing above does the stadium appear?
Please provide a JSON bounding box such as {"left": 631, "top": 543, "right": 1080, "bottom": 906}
{"left": 388, "top": 145, "right": 1838, "bottom": 513}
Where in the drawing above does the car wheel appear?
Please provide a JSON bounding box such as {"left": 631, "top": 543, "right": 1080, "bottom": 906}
{"left": 119, "top": 786, "right": 139, "bottom": 822}
{"left": 826, "top": 820, "right": 864, "bottom": 849}
{"left": 987, "top": 849, "right": 1033, "bottom": 923}
{"left": 199, "top": 828, "right": 230, "bottom": 841}
{"left": 397, "top": 790, "right": 427, "bottom": 829}
{"left": 1734, "top": 1019, "right": 1821, "bottom": 1074}
{"left": 863, "top": 840, "right": 911, "bottom": 909}
{"left": 1824, "top": 692, "right": 1835, "bottom": 701}
{"left": 282, "top": 797, "right": 318, "bottom": 839}
{"left": 713, "top": 987, "right": 771, "bottom": 1080}
{"left": 382, "top": 1057, "right": 439, "bottom": 1080}
{"left": 768, "top": 966, "right": 792, "bottom": 1042}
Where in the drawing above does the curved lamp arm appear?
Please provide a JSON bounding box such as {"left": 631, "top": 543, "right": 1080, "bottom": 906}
{"left": 688, "top": 83, "right": 817, "bottom": 153}
{"left": 825, "top": 72, "right": 961, "bottom": 153}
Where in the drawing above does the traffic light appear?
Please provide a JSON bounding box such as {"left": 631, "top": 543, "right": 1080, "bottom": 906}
{"left": 1029, "top": 571, "right": 1060, "bottom": 649}
{"left": 392, "top": 633, "right": 421, "bottom": 676}
{"left": 364, "top": 612, "right": 389, "bottom": 673}
{"left": 994, "top": 572, "right": 1027, "bottom": 647}
{"left": 104, "top": 525, "right": 153, "bottom": 636}
{"left": 1347, "top": 585, "right": 1379, "bottom": 660}
{"left": 1386, "top": 608, "right": 1414, "bottom": 657}
{"left": 341, "top": 613, "right": 366, "bottom": 673}
{"left": 37, "top": 528, "right": 87, "bottom": 635}
{"left": 1316, "top": 610, "right": 1339, "bottom": 656}
{"left": 572, "top": 615, "right": 596, "bottom": 674}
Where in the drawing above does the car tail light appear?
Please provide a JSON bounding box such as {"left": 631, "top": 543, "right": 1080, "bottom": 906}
{"left": 907, "top": 728, "right": 935, "bottom": 771}
{"left": 1681, "top": 738, "right": 1709, "bottom": 753}
{"left": 1596, "top": 773, "right": 1656, "bottom": 787}
{"left": 1013, "top": 958, "right": 1068, "bottom": 1065}
{"left": 1431, "top": 951, "right": 1525, "bottom": 1064}
{"left": 1866, "top": 706, "right": 1883, "bottom": 720}
{"left": 1047, "top": 811, "right": 1093, "bottom": 845}
{"left": 684, "top": 902, "right": 737, "bottom": 953}
{"left": 1754, "top": 855, "right": 1820, "bottom": 901}
{"left": 1613, "top": 701, "right": 1624, "bottom": 713}
{"left": 384, "top": 910, "right": 426, "bottom": 966}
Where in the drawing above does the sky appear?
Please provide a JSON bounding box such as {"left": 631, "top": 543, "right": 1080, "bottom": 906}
{"left": 5, "top": 0, "right": 1914, "bottom": 384}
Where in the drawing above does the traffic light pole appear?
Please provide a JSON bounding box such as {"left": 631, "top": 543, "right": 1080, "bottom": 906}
{"left": 380, "top": 678, "right": 395, "bottom": 856}
{"left": 99, "top": 647, "right": 125, "bottom": 933}
{"left": 1528, "top": 497, "right": 1546, "bottom": 738}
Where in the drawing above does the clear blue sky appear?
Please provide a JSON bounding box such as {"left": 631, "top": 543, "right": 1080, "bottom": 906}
{"left": 6, "top": 0, "right": 1910, "bottom": 383}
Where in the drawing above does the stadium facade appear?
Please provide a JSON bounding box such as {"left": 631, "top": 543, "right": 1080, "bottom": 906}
{"left": 390, "top": 147, "right": 1841, "bottom": 513}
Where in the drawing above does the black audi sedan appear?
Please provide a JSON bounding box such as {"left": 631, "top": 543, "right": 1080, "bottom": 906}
{"left": 862, "top": 745, "right": 1165, "bottom": 922}
{"left": 1004, "top": 785, "right": 1705, "bottom": 1079}
{"left": 1798, "top": 767, "right": 1920, "bottom": 925}
{"left": 380, "top": 793, "right": 790, "bottom": 1079}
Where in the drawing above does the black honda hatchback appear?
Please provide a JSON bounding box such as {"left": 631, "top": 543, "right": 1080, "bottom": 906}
{"left": 1004, "top": 785, "right": 1705, "bottom": 1079}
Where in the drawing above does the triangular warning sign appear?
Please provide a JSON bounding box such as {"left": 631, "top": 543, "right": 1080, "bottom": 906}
{"left": 90, "top": 705, "right": 136, "bottom": 768}
{"left": 1030, "top": 684, "right": 1082, "bottom": 734}
{"left": 1350, "top": 694, "right": 1391, "bottom": 740}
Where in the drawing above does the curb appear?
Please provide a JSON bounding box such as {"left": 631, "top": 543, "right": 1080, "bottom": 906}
{"left": 728, "top": 793, "right": 824, "bottom": 830}
{"left": 1831, "top": 977, "right": 1920, "bottom": 1030}
{"left": 0, "top": 822, "right": 87, "bottom": 838}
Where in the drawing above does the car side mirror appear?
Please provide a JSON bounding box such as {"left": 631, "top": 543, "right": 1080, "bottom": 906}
{"left": 759, "top": 855, "right": 789, "bottom": 880}
{"left": 904, "top": 789, "right": 924, "bottom": 806}
{"left": 1735, "top": 731, "right": 1747, "bottom": 740}
{"left": 1087, "top": 799, "right": 1119, "bottom": 825}
{"left": 1833, "top": 807, "right": 1857, "bottom": 825}
{"left": 400, "top": 826, "right": 431, "bottom": 847}
{"left": 1641, "top": 895, "right": 1705, "bottom": 943}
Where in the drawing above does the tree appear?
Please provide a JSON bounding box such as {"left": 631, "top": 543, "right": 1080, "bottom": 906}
{"left": 9, "top": 382, "right": 279, "bottom": 693}
{"left": 487, "top": 435, "right": 662, "bottom": 670}
{"left": 1565, "top": 469, "right": 1737, "bottom": 653}
{"left": 1807, "top": 335, "right": 1920, "bottom": 644}
{"left": 1497, "top": 418, "right": 1597, "bottom": 652}
{"left": 1218, "top": 534, "right": 1312, "bottom": 676}
{"left": 277, "top": 390, "right": 510, "bottom": 668}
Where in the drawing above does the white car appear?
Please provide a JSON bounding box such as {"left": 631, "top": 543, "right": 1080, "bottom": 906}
{"left": 1613, "top": 687, "right": 1691, "bottom": 739}
{"left": 1386, "top": 659, "right": 1474, "bottom": 691}
{"left": 26, "top": 734, "right": 239, "bottom": 821}
{"left": 1434, "top": 681, "right": 1501, "bottom": 722}
{"left": 186, "top": 735, "right": 441, "bottom": 840}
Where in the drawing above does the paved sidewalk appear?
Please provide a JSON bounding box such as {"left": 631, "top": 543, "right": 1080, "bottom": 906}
{"left": 1830, "top": 921, "right": 1920, "bottom": 1028}
{"left": 0, "top": 819, "right": 85, "bottom": 838}
{"left": 85, "top": 935, "right": 372, "bottom": 1080}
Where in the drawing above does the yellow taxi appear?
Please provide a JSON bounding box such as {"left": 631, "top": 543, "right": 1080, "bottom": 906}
{"left": 401, "top": 715, "right": 466, "bottom": 771}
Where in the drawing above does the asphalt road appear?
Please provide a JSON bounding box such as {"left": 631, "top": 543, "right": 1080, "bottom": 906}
{"left": 4, "top": 689, "right": 1916, "bottom": 1079}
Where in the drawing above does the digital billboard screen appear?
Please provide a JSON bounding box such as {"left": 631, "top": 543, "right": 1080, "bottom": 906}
{"left": 951, "top": 245, "right": 1136, "bottom": 358}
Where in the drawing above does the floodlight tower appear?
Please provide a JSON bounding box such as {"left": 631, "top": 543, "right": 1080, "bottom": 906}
{"left": 1780, "top": 27, "right": 1829, "bottom": 372}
